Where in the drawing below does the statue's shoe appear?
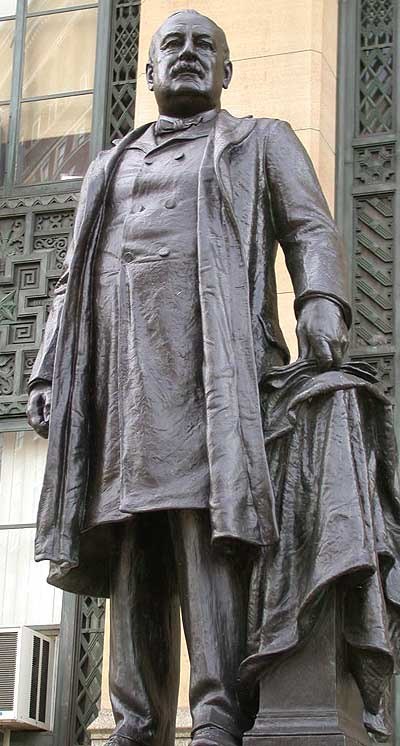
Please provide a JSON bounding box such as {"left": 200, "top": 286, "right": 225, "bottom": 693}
{"left": 104, "top": 736, "right": 142, "bottom": 746}
{"left": 191, "top": 726, "right": 241, "bottom": 746}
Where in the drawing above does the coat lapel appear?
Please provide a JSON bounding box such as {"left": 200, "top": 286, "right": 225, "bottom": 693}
{"left": 35, "top": 122, "right": 154, "bottom": 569}
{"left": 197, "top": 111, "right": 279, "bottom": 549}
{"left": 214, "top": 109, "right": 257, "bottom": 203}
{"left": 105, "top": 122, "right": 153, "bottom": 180}
{"left": 72, "top": 122, "right": 154, "bottom": 248}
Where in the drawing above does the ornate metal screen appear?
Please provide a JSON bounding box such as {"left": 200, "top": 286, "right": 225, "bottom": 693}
{"left": 337, "top": 0, "right": 399, "bottom": 732}
{"left": 0, "top": 0, "right": 141, "bottom": 431}
{"left": 0, "top": 194, "right": 78, "bottom": 424}
{"left": 74, "top": 597, "right": 107, "bottom": 745}
{"left": 107, "top": 0, "right": 141, "bottom": 144}
{"left": 52, "top": 594, "right": 106, "bottom": 746}
{"left": 358, "top": 0, "right": 394, "bottom": 135}
{"left": 337, "top": 0, "right": 399, "bottom": 408}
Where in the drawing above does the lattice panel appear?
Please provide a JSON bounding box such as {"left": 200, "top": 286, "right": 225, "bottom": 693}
{"left": 353, "top": 195, "right": 393, "bottom": 348}
{"left": 107, "top": 0, "right": 141, "bottom": 143}
{"left": 354, "top": 143, "right": 395, "bottom": 185}
{"left": 0, "top": 195, "right": 77, "bottom": 423}
{"left": 348, "top": 0, "right": 398, "bottom": 404}
{"left": 74, "top": 597, "right": 106, "bottom": 745}
{"left": 359, "top": 0, "right": 394, "bottom": 135}
{"left": 360, "top": 0, "right": 394, "bottom": 47}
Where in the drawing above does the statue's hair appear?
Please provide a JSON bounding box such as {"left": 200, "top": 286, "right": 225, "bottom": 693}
{"left": 148, "top": 10, "right": 230, "bottom": 63}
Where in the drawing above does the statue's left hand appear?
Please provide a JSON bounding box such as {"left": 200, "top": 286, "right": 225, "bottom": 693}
{"left": 296, "top": 297, "right": 349, "bottom": 371}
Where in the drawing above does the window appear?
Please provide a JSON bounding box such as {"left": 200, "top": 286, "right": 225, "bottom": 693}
{"left": 18, "top": 3, "right": 98, "bottom": 184}
{"left": 0, "top": 2, "right": 17, "bottom": 186}
{"left": 0, "top": 0, "right": 101, "bottom": 192}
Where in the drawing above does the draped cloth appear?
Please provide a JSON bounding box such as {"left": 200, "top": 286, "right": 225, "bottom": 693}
{"left": 240, "top": 361, "right": 400, "bottom": 739}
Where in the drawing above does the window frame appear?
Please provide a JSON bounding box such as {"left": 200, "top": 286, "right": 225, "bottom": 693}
{"left": 0, "top": 0, "right": 111, "bottom": 197}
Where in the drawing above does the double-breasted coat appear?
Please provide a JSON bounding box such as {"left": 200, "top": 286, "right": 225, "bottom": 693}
{"left": 30, "top": 110, "right": 350, "bottom": 597}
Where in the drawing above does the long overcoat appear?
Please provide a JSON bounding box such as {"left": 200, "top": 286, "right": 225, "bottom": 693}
{"left": 30, "top": 110, "right": 350, "bottom": 597}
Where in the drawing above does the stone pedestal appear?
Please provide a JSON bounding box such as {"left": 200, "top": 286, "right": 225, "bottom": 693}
{"left": 243, "top": 590, "right": 369, "bottom": 746}
{"left": 87, "top": 708, "right": 115, "bottom": 746}
{"left": 175, "top": 706, "right": 192, "bottom": 745}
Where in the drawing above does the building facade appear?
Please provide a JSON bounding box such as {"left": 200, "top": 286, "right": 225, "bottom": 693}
{"left": 0, "top": 0, "right": 398, "bottom": 744}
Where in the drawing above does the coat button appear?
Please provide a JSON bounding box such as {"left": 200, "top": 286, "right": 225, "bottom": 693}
{"left": 123, "top": 251, "right": 134, "bottom": 263}
{"left": 165, "top": 198, "right": 176, "bottom": 209}
{"left": 144, "top": 158, "right": 153, "bottom": 165}
{"left": 158, "top": 248, "right": 170, "bottom": 257}
{"left": 174, "top": 153, "right": 185, "bottom": 161}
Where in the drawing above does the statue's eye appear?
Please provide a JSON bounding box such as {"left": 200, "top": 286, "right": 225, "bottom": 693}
{"left": 164, "top": 38, "right": 181, "bottom": 50}
{"left": 197, "top": 39, "right": 213, "bottom": 50}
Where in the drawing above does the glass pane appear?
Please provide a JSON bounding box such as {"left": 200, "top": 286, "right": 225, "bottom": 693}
{"left": 0, "top": 105, "right": 9, "bottom": 185}
{"left": 0, "top": 20, "right": 15, "bottom": 101}
{"left": 0, "top": 527, "right": 62, "bottom": 626}
{"left": 28, "top": 0, "right": 96, "bottom": 9}
{"left": 0, "top": 432, "right": 47, "bottom": 525}
{"left": 17, "top": 94, "right": 93, "bottom": 185}
{"left": 23, "top": 8, "right": 98, "bottom": 98}
{"left": 0, "top": 0, "right": 17, "bottom": 17}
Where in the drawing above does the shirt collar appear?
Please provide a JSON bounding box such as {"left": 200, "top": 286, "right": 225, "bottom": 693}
{"left": 154, "top": 108, "right": 217, "bottom": 138}
{"left": 125, "top": 114, "right": 215, "bottom": 153}
{"left": 113, "top": 110, "right": 218, "bottom": 153}
{"left": 157, "top": 108, "right": 217, "bottom": 128}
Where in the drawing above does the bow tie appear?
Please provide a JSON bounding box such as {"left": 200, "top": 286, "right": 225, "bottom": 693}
{"left": 154, "top": 114, "right": 205, "bottom": 136}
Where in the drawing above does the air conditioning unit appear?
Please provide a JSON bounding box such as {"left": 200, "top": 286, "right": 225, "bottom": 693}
{"left": 0, "top": 627, "right": 57, "bottom": 730}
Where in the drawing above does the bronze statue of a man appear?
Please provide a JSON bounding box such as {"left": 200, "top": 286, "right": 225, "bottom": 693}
{"left": 27, "top": 10, "right": 354, "bottom": 746}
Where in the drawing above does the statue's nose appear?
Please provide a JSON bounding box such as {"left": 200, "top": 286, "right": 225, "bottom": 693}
{"left": 179, "top": 40, "right": 197, "bottom": 60}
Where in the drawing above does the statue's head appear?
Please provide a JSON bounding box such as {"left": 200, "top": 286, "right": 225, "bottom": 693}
{"left": 146, "top": 10, "right": 232, "bottom": 117}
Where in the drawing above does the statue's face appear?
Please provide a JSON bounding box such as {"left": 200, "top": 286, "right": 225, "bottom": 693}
{"left": 146, "top": 12, "right": 232, "bottom": 116}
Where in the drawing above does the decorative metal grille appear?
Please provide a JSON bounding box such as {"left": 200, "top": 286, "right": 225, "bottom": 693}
{"left": 354, "top": 143, "right": 395, "bottom": 185}
{"left": 0, "top": 195, "right": 78, "bottom": 426}
{"left": 353, "top": 194, "right": 393, "bottom": 348}
{"left": 358, "top": 0, "right": 395, "bottom": 135}
{"left": 74, "top": 597, "right": 106, "bottom": 745}
{"left": 337, "top": 0, "right": 399, "bottom": 724}
{"left": 342, "top": 0, "right": 398, "bottom": 403}
{"left": 107, "top": 0, "right": 141, "bottom": 144}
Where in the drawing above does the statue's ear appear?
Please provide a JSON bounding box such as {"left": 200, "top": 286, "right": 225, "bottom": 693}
{"left": 223, "top": 61, "right": 233, "bottom": 90}
{"left": 146, "top": 62, "right": 154, "bottom": 91}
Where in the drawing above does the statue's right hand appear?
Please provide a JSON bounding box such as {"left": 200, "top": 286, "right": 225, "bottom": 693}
{"left": 27, "top": 383, "right": 52, "bottom": 439}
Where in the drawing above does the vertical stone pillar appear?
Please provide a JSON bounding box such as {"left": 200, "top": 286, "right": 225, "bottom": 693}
{"left": 88, "top": 602, "right": 115, "bottom": 746}
{"left": 176, "top": 631, "right": 192, "bottom": 744}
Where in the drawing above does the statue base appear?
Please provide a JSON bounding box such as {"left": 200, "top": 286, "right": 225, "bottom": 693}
{"left": 243, "top": 590, "right": 369, "bottom": 746}
{"left": 245, "top": 738, "right": 362, "bottom": 745}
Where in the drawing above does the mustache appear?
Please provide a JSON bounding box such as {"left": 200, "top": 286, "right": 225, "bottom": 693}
{"left": 171, "top": 62, "right": 204, "bottom": 79}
